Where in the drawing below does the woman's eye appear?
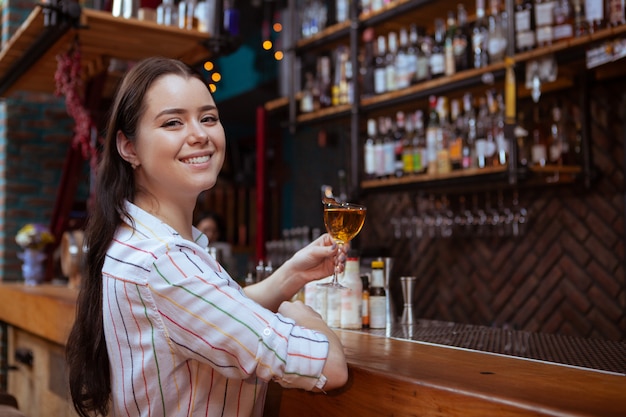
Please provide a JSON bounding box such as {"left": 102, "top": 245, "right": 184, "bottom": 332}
{"left": 162, "top": 119, "right": 182, "bottom": 128}
{"left": 202, "top": 115, "right": 219, "bottom": 124}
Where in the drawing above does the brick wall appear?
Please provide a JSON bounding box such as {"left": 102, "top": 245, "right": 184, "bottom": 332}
{"left": 357, "top": 80, "right": 626, "bottom": 342}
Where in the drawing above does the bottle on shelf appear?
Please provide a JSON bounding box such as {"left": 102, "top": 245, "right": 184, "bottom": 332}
{"left": 436, "top": 96, "right": 452, "bottom": 174}
{"left": 413, "top": 110, "right": 427, "bottom": 173}
{"left": 383, "top": 117, "right": 396, "bottom": 177}
{"left": 494, "top": 92, "right": 508, "bottom": 166}
{"left": 426, "top": 95, "right": 442, "bottom": 174}
{"left": 462, "top": 92, "right": 477, "bottom": 169}
{"left": 300, "top": 72, "right": 315, "bottom": 113}
{"left": 472, "top": 0, "right": 489, "bottom": 68}
{"left": 515, "top": 0, "right": 536, "bottom": 52}
{"left": 396, "top": 27, "right": 412, "bottom": 89}
{"left": 487, "top": 0, "right": 508, "bottom": 63}
{"left": 374, "top": 35, "right": 387, "bottom": 95}
{"left": 475, "top": 95, "right": 491, "bottom": 168}
{"left": 448, "top": 98, "right": 463, "bottom": 170}
{"left": 364, "top": 118, "right": 377, "bottom": 179}
{"left": 360, "top": 274, "right": 370, "bottom": 330}
{"left": 584, "top": 0, "right": 605, "bottom": 33}
{"left": 430, "top": 18, "right": 446, "bottom": 79}
{"left": 402, "top": 114, "right": 415, "bottom": 175}
{"left": 369, "top": 260, "right": 387, "bottom": 329}
{"left": 385, "top": 31, "right": 398, "bottom": 92}
{"left": 454, "top": 4, "right": 470, "bottom": 72}
{"left": 157, "top": 0, "right": 177, "bottom": 26}
{"left": 549, "top": 102, "right": 566, "bottom": 166}
{"left": 530, "top": 106, "right": 548, "bottom": 167}
{"left": 406, "top": 25, "right": 420, "bottom": 85}
{"left": 394, "top": 111, "right": 407, "bottom": 177}
{"left": 317, "top": 55, "right": 333, "bottom": 108}
{"left": 375, "top": 117, "right": 386, "bottom": 178}
{"left": 336, "top": 0, "right": 350, "bottom": 24}
{"left": 535, "top": 0, "right": 556, "bottom": 47}
{"left": 445, "top": 11, "right": 458, "bottom": 77}
{"left": 573, "top": 0, "right": 589, "bottom": 36}
{"left": 607, "top": 0, "right": 626, "bottom": 26}
{"left": 553, "top": 0, "right": 574, "bottom": 42}
{"left": 414, "top": 26, "right": 432, "bottom": 83}
{"left": 361, "top": 28, "right": 376, "bottom": 98}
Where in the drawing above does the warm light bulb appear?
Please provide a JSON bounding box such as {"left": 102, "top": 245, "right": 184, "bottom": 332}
{"left": 204, "top": 61, "right": 214, "bottom": 72}
{"left": 211, "top": 72, "right": 222, "bottom": 82}
{"left": 209, "top": 84, "right": 216, "bottom": 93}
{"left": 263, "top": 40, "right": 273, "bottom": 50}
{"left": 274, "top": 51, "right": 284, "bottom": 61}
{"left": 273, "top": 22, "right": 282, "bottom": 32}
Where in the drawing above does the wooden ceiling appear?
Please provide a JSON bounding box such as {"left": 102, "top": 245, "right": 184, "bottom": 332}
{"left": 0, "top": 6, "right": 214, "bottom": 97}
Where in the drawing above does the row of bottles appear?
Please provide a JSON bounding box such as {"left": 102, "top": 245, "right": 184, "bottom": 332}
{"left": 515, "top": 0, "right": 626, "bottom": 52}
{"left": 297, "top": 0, "right": 626, "bottom": 112}
{"left": 303, "top": 257, "right": 389, "bottom": 330}
{"left": 362, "top": 91, "right": 584, "bottom": 180}
{"left": 153, "top": 0, "right": 239, "bottom": 35}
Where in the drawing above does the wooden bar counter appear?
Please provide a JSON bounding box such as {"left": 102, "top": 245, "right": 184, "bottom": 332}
{"left": 0, "top": 283, "right": 624, "bottom": 417}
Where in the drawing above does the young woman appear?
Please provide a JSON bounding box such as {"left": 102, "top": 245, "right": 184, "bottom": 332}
{"left": 66, "top": 57, "right": 348, "bottom": 417}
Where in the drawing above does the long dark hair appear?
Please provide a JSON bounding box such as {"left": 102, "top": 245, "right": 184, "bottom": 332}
{"left": 66, "top": 57, "right": 204, "bottom": 416}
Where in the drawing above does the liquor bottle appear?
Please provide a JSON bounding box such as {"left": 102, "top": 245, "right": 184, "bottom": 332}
{"left": 607, "top": 0, "right": 626, "bottom": 26}
{"left": 364, "top": 119, "right": 377, "bottom": 179}
{"left": 570, "top": 105, "right": 584, "bottom": 166}
{"left": 472, "top": 0, "right": 489, "bottom": 68}
{"left": 516, "top": 111, "right": 531, "bottom": 168}
{"left": 415, "top": 26, "right": 431, "bottom": 82}
{"left": 463, "top": 93, "right": 477, "bottom": 169}
{"left": 383, "top": 117, "right": 396, "bottom": 177}
{"left": 360, "top": 274, "right": 370, "bottom": 329}
{"left": 369, "top": 260, "right": 387, "bottom": 329}
{"left": 413, "top": 110, "right": 427, "bottom": 173}
{"left": 475, "top": 96, "right": 490, "bottom": 168}
{"left": 402, "top": 114, "right": 415, "bottom": 175}
{"left": 374, "top": 35, "right": 387, "bottom": 95}
{"left": 331, "top": 48, "right": 343, "bottom": 106}
{"left": 448, "top": 99, "right": 463, "bottom": 170}
{"left": 488, "top": 0, "right": 508, "bottom": 63}
{"left": 157, "top": 0, "right": 176, "bottom": 26}
{"left": 430, "top": 19, "right": 446, "bottom": 78}
{"left": 484, "top": 91, "right": 498, "bottom": 167}
{"left": 426, "top": 95, "right": 442, "bottom": 174}
{"left": 406, "top": 25, "right": 419, "bottom": 85}
{"left": 385, "top": 31, "right": 398, "bottom": 92}
{"left": 361, "top": 28, "right": 376, "bottom": 98}
{"left": 300, "top": 72, "right": 315, "bottom": 113}
{"left": 374, "top": 117, "right": 386, "bottom": 177}
{"left": 553, "top": 0, "right": 574, "bottom": 42}
{"left": 585, "top": 0, "right": 605, "bottom": 33}
{"left": 535, "top": 0, "right": 556, "bottom": 47}
{"left": 394, "top": 111, "right": 407, "bottom": 177}
{"left": 515, "top": 0, "right": 536, "bottom": 51}
{"left": 436, "top": 96, "right": 452, "bottom": 174}
{"left": 336, "top": 0, "right": 350, "bottom": 23}
{"left": 395, "top": 27, "right": 411, "bottom": 89}
{"left": 445, "top": 11, "right": 457, "bottom": 77}
{"left": 549, "top": 103, "right": 565, "bottom": 165}
{"left": 454, "top": 4, "right": 470, "bottom": 72}
{"left": 573, "top": 0, "right": 589, "bottom": 36}
{"left": 530, "top": 106, "right": 548, "bottom": 166}
{"left": 344, "top": 50, "right": 354, "bottom": 105}
{"left": 318, "top": 55, "right": 333, "bottom": 108}
{"left": 340, "top": 257, "right": 362, "bottom": 330}
{"left": 494, "top": 92, "right": 508, "bottom": 166}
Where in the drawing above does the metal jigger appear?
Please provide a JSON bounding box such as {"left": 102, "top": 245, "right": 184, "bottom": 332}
{"left": 382, "top": 257, "right": 395, "bottom": 327}
{"left": 400, "top": 276, "right": 417, "bottom": 325}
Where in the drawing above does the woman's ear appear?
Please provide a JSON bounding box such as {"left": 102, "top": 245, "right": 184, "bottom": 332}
{"left": 116, "top": 131, "right": 139, "bottom": 168}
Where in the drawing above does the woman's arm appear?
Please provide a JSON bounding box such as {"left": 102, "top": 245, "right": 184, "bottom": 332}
{"left": 243, "top": 234, "right": 345, "bottom": 311}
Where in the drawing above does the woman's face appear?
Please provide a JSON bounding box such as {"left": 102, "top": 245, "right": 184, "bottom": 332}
{"left": 128, "top": 74, "right": 226, "bottom": 205}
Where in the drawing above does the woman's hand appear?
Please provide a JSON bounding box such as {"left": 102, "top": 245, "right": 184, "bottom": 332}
{"left": 284, "top": 233, "right": 347, "bottom": 287}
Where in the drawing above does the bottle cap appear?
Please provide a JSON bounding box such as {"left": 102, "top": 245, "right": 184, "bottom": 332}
{"left": 371, "top": 260, "right": 384, "bottom": 268}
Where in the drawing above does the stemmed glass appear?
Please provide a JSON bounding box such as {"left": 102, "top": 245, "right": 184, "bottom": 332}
{"left": 319, "top": 200, "right": 366, "bottom": 289}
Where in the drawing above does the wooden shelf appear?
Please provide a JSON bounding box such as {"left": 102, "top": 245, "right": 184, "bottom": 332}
{"left": 361, "top": 166, "right": 509, "bottom": 189}
{"left": 0, "top": 6, "right": 212, "bottom": 97}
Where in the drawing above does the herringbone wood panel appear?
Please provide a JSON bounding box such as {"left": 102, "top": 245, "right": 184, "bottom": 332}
{"left": 358, "top": 82, "right": 626, "bottom": 342}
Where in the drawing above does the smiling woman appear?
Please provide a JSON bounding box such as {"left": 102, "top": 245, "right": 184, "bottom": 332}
{"left": 65, "top": 56, "right": 348, "bottom": 417}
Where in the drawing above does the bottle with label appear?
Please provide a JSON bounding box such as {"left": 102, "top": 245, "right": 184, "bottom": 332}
{"left": 472, "top": 0, "right": 489, "bottom": 68}
{"left": 448, "top": 99, "right": 463, "bottom": 170}
{"left": 369, "top": 260, "right": 387, "bottom": 329}
{"left": 584, "top": 0, "right": 605, "bottom": 32}
{"left": 553, "top": 0, "right": 574, "bottom": 42}
{"left": 364, "top": 118, "right": 377, "bottom": 179}
{"left": 361, "top": 28, "right": 376, "bottom": 98}
{"left": 426, "top": 95, "right": 442, "bottom": 174}
{"left": 374, "top": 35, "right": 387, "bottom": 95}
{"left": 530, "top": 106, "right": 548, "bottom": 166}
{"left": 607, "top": 0, "right": 626, "bottom": 26}
{"left": 385, "top": 31, "right": 398, "bottom": 92}
{"left": 535, "top": 0, "right": 556, "bottom": 47}
{"left": 515, "top": 0, "right": 536, "bottom": 51}
{"left": 454, "top": 4, "right": 470, "bottom": 72}
{"left": 413, "top": 110, "right": 427, "bottom": 173}
{"left": 402, "top": 113, "right": 415, "bottom": 175}
{"left": 444, "top": 11, "right": 457, "bottom": 76}
{"left": 430, "top": 19, "right": 446, "bottom": 78}
{"left": 393, "top": 111, "right": 407, "bottom": 177}
{"left": 341, "top": 257, "right": 363, "bottom": 330}
{"left": 487, "top": 0, "right": 508, "bottom": 63}
{"left": 360, "top": 274, "right": 370, "bottom": 329}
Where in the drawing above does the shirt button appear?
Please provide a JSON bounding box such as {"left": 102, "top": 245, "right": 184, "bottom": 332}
{"left": 263, "top": 327, "right": 271, "bottom": 336}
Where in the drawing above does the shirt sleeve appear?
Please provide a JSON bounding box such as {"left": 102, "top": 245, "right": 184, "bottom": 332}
{"left": 148, "top": 240, "right": 329, "bottom": 390}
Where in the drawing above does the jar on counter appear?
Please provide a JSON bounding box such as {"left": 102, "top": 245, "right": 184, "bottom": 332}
{"left": 340, "top": 257, "right": 362, "bottom": 330}
{"left": 369, "top": 260, "right": 387, "bottom": 329}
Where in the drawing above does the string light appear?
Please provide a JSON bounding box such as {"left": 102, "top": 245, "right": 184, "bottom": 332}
{"left": 274, "top": 51, "right": 283, "bottom": 61}
{"left": 204, "top": 61, "right": 214, "bottom": 72}
{"left": 262, "top": 40, "right": 273, "bottom": 50}
{"left": 211, "top": 72, "right": 222, "bottom": 82}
